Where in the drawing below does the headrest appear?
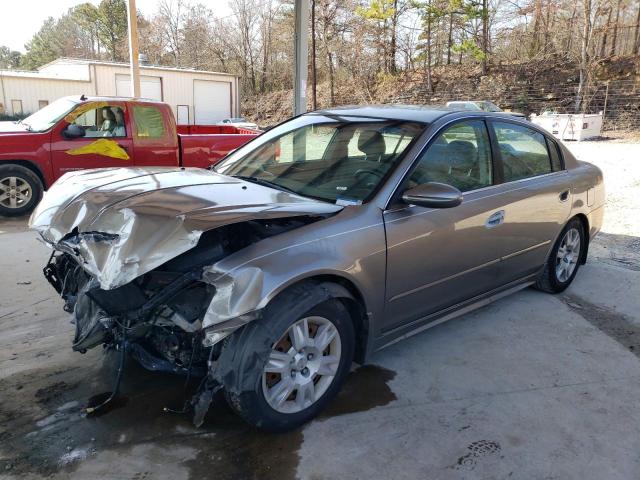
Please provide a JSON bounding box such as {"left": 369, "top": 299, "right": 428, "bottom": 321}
{"left": 358, "top": 131, "right": 386, "bottom": 157}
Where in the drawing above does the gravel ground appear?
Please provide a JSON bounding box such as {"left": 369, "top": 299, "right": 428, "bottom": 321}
{"left": 569, "top": 141, "right": 640, "bottom": 269}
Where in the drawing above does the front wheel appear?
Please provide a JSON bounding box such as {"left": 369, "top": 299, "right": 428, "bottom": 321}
{"left": 223, "top": 285, "right": 355, "bottom": 432}
{"left": 0, "top": 165, "right": 43, "bottom": 216}
{"left": 535, "top": 217, "right": 585, "bottom": 293}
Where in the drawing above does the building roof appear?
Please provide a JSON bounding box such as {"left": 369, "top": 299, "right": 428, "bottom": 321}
{"left": 38, "top": 58, "right": 237, "bottom": 78}
{"left": 0, "top": 69, "right": 90, "bottom": 81}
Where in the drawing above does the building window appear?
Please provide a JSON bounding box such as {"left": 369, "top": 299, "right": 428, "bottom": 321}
{"left": 38, "top": 100, "right": 49, "bottom": 110}
{"left": 176, "top": 105, "right": 189, "bottom": 125}
{"left": 11, "top": 100, "right": 23, "bottom": 116}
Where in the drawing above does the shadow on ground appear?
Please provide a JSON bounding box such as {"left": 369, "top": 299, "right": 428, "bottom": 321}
{"left": 0, "top": 348, "right": 396, "bottom": 479}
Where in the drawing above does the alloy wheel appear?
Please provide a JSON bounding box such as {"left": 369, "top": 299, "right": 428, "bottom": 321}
{"left": 262, "top": 316, "right": 342, "bottom": 414}
{"left": 0, "top": 176, "right": 32, "bottom": 209}
{"left": 555, "top": 227, "right": 581, "bottom": 283}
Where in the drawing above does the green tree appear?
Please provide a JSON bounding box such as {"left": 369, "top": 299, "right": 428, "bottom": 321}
{"left": 21, "top": 18, "right": 65, "bottom": 70}
{"left": 357, "top": 0, "right": 398, "bottom": 73}
{"left": 0, "top": 46, "right": 22, "bottom": 69}
{"left": 97, "top": 0, "right": 128, "bottom": 61}
{"left": 72, "top": 3, "right": 102, "bottom": 57}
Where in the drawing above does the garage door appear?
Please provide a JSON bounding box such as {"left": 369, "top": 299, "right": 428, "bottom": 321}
{"left": 193, "top": 80, "right": 231, "bottom": 124}
{"left": 115, "top": 74, "right": 162, "bottom": 100}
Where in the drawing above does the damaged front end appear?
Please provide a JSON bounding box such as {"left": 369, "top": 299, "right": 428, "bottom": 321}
{"left": 41, "top": 216, "right": 326, "bottom": 421}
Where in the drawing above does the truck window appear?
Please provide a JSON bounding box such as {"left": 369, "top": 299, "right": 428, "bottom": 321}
{"left": 70, "top": 105, "right": 126, "bottom": 138}
{"left": 133, "top": 105, "right": 166, "bottom": 138}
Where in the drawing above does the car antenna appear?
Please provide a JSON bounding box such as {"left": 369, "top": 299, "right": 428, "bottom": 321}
{"left": 80, "top": 94, "right": 87, "bottom": 101}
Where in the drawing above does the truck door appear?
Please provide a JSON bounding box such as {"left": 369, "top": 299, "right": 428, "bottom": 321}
{"left": 50, "top": 102, "right": 134, "bottom": 180}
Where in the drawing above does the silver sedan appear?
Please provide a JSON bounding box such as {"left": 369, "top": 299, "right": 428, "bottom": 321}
{"left": 30, "top": 106, "right": 604, "bottom": 431}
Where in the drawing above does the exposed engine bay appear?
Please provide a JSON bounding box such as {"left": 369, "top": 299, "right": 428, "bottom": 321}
{"left": 42, "top": 217, "right": 322, "bottom": 418}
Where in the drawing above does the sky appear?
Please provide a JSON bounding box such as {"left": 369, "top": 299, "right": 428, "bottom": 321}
{"left": 0, "top": 0, "right": 233, "bottom": 53}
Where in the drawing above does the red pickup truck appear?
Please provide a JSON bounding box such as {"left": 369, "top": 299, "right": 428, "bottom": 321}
{"left": 0, "top": 96, "right": 260, "bottom": 216}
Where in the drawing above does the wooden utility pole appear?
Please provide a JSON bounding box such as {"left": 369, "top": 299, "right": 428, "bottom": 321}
{"left": 126, "top": 0, "right": 141, "bottom": 97}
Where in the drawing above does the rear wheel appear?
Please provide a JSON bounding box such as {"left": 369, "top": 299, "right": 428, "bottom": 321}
{"left": 223, "top": 284, "right": 355, "bottom": 432}
{"left": 535, "top": 217, "right": 585, "bottom": 293}
{"left": 0, "top": 165, "right": 43, "bottom": 216}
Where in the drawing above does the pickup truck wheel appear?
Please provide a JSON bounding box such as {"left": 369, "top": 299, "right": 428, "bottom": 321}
{"left": 0, "top": 165, "right": 43, "bottom": 216}
{"left": 223, "top": 284, "right": 355, "bottom": 432}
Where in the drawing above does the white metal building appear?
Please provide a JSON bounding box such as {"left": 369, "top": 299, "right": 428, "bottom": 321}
{"left": 0, "top": 58, "right": 241, "bottom": 124}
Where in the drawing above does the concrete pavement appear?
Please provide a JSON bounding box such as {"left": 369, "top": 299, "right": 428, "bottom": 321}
{"left": 1, "top": 217, "right": 639, "bottom": 480}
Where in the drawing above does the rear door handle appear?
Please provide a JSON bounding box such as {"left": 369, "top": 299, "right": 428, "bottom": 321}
{"left": 485, "top": 210, "right": 505, "bottom": 229}
{"left": 559, "top": 190, "right": 569, "bottom": 202}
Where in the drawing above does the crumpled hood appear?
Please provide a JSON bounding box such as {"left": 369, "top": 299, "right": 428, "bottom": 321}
{"left": 30, "top": 167, "right": 342, "bottom": 290}
{"left": 0, "top": 121, "right": 30, "bottom": 133}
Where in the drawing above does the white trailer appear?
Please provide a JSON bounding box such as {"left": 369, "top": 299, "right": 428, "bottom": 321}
{"left": 529, "top": 112, "right": 604, "bottom": 141}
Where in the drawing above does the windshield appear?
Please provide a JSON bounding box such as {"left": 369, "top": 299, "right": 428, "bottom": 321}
{"left": 215, "top": 115, "right": 425, "bottom": 204}
{"left": 22, "top": 98, "right": 78, "bottom": 132}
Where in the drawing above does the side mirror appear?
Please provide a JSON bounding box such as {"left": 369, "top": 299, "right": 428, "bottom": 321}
{"left": 63, "top": 124, "right": 86, "bottom": 139}
{"left": 402, "top": 182, "right": 463, "bottom": 208}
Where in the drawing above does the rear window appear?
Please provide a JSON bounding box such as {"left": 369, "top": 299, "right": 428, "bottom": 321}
{"left": 133, "top": 105, "right": 166, "bottom": 138}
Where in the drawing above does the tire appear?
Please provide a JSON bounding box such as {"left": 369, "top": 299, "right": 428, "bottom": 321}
{"left": 0, "top": 164, "right": 43, "bottom": 217}
{"left": 222, "top": 283, "right": 355, "bottom": 432}
{"left": 535, "top": 217, "right": 585, "bottom": 293}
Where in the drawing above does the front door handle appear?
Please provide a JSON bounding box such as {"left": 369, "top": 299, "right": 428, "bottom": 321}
{"left": 485, "top": 210, "right": 505, "bottom": 229}
{"left": 559, "top": 190, "right": 569, "bottom": 202}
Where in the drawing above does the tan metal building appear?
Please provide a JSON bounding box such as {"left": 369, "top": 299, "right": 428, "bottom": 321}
{"left": 0, "top": 58, "right": 241, "bottom": 124}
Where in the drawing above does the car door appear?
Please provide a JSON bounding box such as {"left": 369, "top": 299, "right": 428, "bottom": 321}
{"left": 50, "top": 102, "right": 134, "bottom": 178}
{"left": 382, "top": 119, "right": 509, "bottom": 332}
{"left": 486, "top": 120, "right": 572, "bottom": 284}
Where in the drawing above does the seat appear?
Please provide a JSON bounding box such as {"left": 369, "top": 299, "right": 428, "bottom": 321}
{"left": 357, "top": 131, "right": 386, "bottom": 162}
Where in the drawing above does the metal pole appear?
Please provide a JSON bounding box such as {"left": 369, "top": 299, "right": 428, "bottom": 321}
{"left": 126, "top": 0, "right": 141, "bottom": 98}
{"left": 602, "top": 81, "right": 610, "bottom": 131}
{"left": 293, "top": 0, "right": 309, "bottom": 116}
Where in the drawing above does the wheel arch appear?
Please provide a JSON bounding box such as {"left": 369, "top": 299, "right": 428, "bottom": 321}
{"left": 0, "top": 160, "right": 47, "bottom": 190}
{"left": 268, "top": 274, "right": 371, "bottom": 364}
{"left": 572, "top": 213, "right": 590, "bottom": 264}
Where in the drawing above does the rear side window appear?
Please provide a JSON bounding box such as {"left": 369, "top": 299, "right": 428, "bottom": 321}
{"left": 492, "top": 122, "right": 552, "bottom": 181}
{"left": 546, "top": 138, "right": 563, "bottom": 171}
{"left": 133, "top": 105, "right": 166, "bottom": 138}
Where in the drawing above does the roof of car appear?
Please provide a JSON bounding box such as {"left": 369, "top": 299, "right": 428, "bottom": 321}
{"left": 310, "top": 105, "right": 456, "bottom": 123}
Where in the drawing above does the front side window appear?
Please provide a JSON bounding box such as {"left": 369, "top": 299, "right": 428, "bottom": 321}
{"left": 71, "top": 105, "right": 126, "bottom": 138}
{"left": 493, "top": 122, "right": 553, "bottom": 181}
{"left": 407, "top": 120, "right": 493, "bottom": 192}
{"left": 216, "top": 116, "right": 425, "bottom": 203}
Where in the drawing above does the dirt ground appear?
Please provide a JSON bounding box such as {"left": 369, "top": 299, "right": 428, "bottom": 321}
{"left": 0, "top": 140, "right": 639, "bottom": 480}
